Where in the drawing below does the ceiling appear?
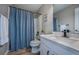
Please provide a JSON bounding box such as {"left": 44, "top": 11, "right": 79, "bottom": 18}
{"left": 13, "top": 4, "right": 71, "bottom": 13}
{"left": 13, "top": 4, "right": 42, "bottom": 12}
{"left": 53, "top": 4, "right": 71, "bottom": 13}
{"left": 0, "top": 4, "right": 71, "bottom": 16}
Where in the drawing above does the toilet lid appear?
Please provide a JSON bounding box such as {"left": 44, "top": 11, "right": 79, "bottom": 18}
{"left": 30, "top": 40, "right": 40, "bottom": 44}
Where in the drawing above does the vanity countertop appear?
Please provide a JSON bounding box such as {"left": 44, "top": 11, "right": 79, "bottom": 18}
{"left": 40, "top": 34, "right": 79, "bottom": 51}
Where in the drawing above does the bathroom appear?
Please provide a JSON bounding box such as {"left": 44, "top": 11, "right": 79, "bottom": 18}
{"left": 0, "top": 4, "right": 79, "bottom": 55}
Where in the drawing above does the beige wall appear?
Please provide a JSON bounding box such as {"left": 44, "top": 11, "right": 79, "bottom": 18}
{"left": 37, "top": 15, "right": 43, "bottom": 34}
{"left": 38, "top": 4, "right": 53, "bottom": 34}
{"left": 54, "top": 4, "right": 79, "bottom": 32}
{"left": 0, "top": 4, "right": 11, "bottom": 18}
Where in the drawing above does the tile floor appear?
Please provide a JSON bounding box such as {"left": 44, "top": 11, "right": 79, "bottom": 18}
{"left": 8, "top": 48, "right": 39, "bottom": 55}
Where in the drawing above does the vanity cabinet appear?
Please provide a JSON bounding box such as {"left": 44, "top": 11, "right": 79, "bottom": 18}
{"left": 40, "top": 37, "right": 79, "bottom": 55}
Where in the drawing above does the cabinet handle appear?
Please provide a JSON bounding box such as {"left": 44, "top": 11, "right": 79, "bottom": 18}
{"left": 47, "top": 51, "right": 55, "bottom": 55}
{"left": 75, "top": 29, "right": 78, "bottom": 31}
{"left": 47, "top": 51, "right": 49, "bottom": 55}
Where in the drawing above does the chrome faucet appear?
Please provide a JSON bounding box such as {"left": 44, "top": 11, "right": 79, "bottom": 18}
{"left": 63, "top": 29, "right": 70, "bottom": 38}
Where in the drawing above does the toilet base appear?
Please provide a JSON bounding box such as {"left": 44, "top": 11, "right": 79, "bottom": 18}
{"left": 31, "top": 47, "right": 40, "bottom": 53}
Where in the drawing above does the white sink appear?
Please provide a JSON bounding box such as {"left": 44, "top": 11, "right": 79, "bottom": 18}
{"left": 42, "top": 32, "right": 79, "bottom": 41}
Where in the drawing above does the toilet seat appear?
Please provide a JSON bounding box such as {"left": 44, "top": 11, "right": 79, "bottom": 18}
{"left": 30, "top": 40, "right": 40, "bottom": 47}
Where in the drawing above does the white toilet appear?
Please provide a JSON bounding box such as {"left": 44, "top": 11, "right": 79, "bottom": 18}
{"left": 30, "top": 40, "right": 40, "bottom": 53}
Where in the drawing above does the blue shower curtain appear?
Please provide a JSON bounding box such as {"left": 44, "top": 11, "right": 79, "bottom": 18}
{"left": 9, "top": 7, "right": 34, "bottom": 51}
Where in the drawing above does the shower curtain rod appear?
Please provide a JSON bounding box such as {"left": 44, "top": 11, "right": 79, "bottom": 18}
{"left": 9, "top": 6, "right": 41, "bottom": 15}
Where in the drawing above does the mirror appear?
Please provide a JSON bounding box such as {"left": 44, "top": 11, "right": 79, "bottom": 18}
{"left": 53, "top": 16, "right": 60, "bottom": 32}
{"left": 75, "top": 8, "right": 79, "bottom": 33}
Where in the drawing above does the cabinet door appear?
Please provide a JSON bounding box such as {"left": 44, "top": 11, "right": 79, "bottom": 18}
{"left": 40, "top": 40, "right": 57, "bottom": 55}
{"left": 40, "top": 42, "right": 44, "bottom": 55}
{"left": 48, "top": 50, "right": 57, "bottom": 55}
{"left": 40, "top": 38, "right": 56, "bottom": 55}
{"left": 40, "top": 42, "right": 48, "bottom": 55}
